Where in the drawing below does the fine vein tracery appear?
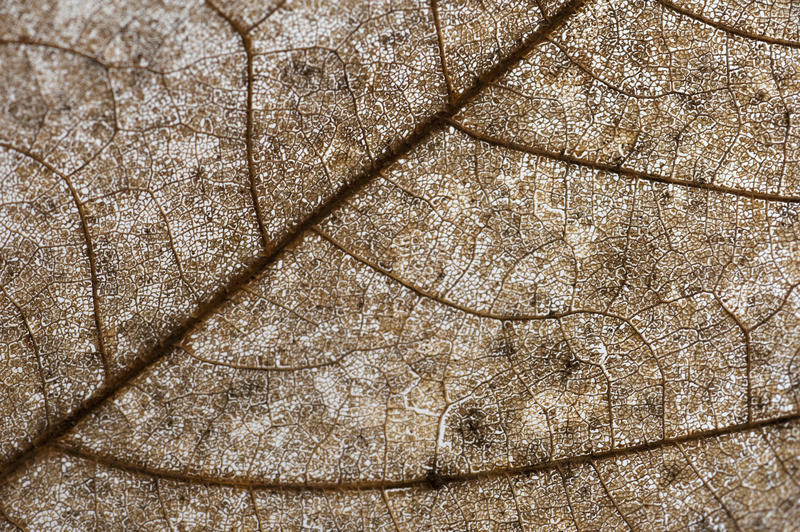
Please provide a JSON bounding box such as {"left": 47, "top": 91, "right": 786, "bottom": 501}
{"left": 1, "top": 0, "right": 800, "bottom": 527}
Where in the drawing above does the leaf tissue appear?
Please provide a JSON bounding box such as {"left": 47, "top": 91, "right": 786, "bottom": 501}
{"left": 1, "top": 0, "right": 799, "bottom": 529}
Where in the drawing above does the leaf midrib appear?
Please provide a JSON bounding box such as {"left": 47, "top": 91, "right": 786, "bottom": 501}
{"left": 0, "top": 0, "right": 589, "bottom": 485}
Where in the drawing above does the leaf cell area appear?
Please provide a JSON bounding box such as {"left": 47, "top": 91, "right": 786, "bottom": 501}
{"left": 1, "top": 0, "right": 800, "bottom": 529}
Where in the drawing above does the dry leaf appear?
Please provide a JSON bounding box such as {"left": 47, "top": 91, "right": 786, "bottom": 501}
{"left": 1, "top": 0, "right": 799, "bottom": 529}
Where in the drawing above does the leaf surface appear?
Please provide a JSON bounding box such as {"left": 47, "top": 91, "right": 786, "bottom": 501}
{"left": 1, "top": 0, "right": 799, "bottom": 529}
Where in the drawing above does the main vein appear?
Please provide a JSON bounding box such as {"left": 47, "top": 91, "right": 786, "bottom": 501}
{"left": 0, "top": 0, "right": 589, "bottom": 485}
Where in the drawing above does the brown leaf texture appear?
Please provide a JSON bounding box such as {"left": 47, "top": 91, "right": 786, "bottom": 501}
{"left": 1, "top": 0, "right": 799, "bottom": 529}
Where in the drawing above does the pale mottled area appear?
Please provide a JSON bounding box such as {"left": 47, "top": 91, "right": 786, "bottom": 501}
{"left": 436, "top": 0, "right": 571, "bottom": 94}
{"left": 245, "top": 0, "right": 449, "bottom": 243}
{"left": 0, "top": 0, "right": 262, "bottom": 431}
{"left": 459, "top": 0, "right": 800, "bottom": 195}
{"left": 667, "top": 0, "right": 800, "bottom": 42}
{"left": 1, "top": 0, "right": 800, "bottom": 529}
{"left": 0, "top": 153, "right": 103, "bottom": 463}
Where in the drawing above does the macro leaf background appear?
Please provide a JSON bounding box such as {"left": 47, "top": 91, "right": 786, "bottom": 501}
{"left": 1, "top": 0, "right": 800, "bottom": 529}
